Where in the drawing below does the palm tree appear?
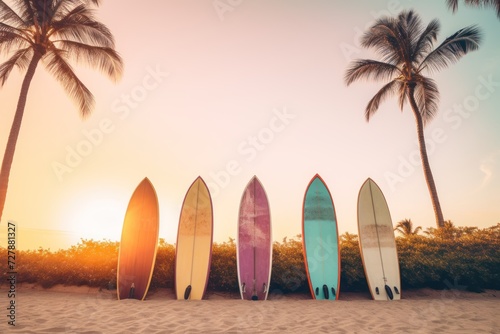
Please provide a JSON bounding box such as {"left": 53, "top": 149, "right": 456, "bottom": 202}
{"left": 340, "top": 232, "right": 358, "bottom": 243}
{"left": 394, "top": 218, "right": 422, "bottom": 236}
{"left": 424, "top": 220, "right": 458, "bottom": 239}
{"left": 447, "top": 0, "right": 500, "bottom": 18}
{"left": 344, "top": 10, "right": 481, "bottom": 228}
{"left": 0, "top": 0, "right": 123, "bottom": 222}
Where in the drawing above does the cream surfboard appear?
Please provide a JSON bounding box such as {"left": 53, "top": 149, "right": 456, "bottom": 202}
{"left": 237, "top": 176, "right": 272, "bottom": 301}
{"left": 175, "top": 176, "right": 213, "bottom": 300}
{"left": 117, "top": 177, "right": 160, "bottom": 300}
{"left": 302, "top": 174, "right": 340, "bottom": 300}
{"left": 357, "top": 178, "right": 401, "bottom": 301}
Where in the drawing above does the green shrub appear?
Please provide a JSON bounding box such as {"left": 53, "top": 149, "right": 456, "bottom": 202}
{"left": 270, "top": 236, "right": 308, "bottom": 294}
{"left": 208, "top": 238, "right": 238, "bottom": 292}
{"left": 339, "top": 233, "right": 367, "bottom": 292}
{"left": 150, "top": 239, "right": 175, "bottom": 289}
{"left": 1, "top": 223, "right": 498, "bottom": 293}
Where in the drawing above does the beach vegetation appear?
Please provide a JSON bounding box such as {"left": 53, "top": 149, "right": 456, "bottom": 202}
{"left": 2, "top": 223, "right": 498, "bottom": 294}
{"left": 395, "top": 219, "right": 423, "bottom": 237}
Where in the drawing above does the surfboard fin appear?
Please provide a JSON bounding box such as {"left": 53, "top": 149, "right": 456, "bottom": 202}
{"left": 184, "top": 285, "right": 192, "bottom": 300}
{"left": 241, "top": 283, "right": 246, "bottom": 293}
{"left": 331, "top": 287, "right": 336, "bottom": 297}
{"left": 128, "top": 283, "right": 135, "bottom": 299}
{"left": 385, "top": 285, "right": 394, "bottom": 300}
{"left": 323, "top": 285, "right": 329, "bottom": 299}
{"left": 251, "top": 280, "right": 258, "bottom": 301}
{"left": 315, "top": 287, "right": 319, "bottom": 295}
{"left": 263, "top": 283, "right": 267, "bottom": 293}
{"left": 394, "top": 286, "right": 400, "bottom": 294}
{"left": 375, "top": 287, "right": 380, "bottom": 295}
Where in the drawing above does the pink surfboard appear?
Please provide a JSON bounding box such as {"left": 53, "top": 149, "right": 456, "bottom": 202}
{"left": 237, "top": 176, "right": 272, "bottom": 301}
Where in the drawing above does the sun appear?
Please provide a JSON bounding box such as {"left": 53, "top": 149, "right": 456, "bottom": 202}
{"left": 63, "top": 194, "right": 126, "bottom": 242}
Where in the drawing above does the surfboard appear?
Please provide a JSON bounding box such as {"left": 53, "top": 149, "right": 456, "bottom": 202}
{"left": 175, "top": 176, "right": 213, "bottom": 300}
{"left": 357, "top": 178, "right": 401, "bottom": 301}
{"left": 117, "top": 177, "right": 160, "bottom": 300}
{"left": 237, "top": 176, "right": 272, "bottom": 301}
{"left": 302, "top": 174, "right": 340, "bottom": 300}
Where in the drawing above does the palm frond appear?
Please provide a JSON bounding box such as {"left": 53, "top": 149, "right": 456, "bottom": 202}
{"left": 365, "top": 79, "right": 399, "bottom": 121}
{"left": 447, "top": 0, "right": 500, "bottom": 18}
{"left": 412, "top": 19, "right": 440, "bottom": 64}
{"left": 420, "top": 25, "right": 481, "bottom": 73}
{"left": 397, "top": 10, "right": 422, "bottom": 62}
{"left": 32, "top": 0, "right": 58, "bottom": 24}
{"left": 0, "top": 21, "right": 21, "bottom": 34}
{"left": 344, "top": 59, "right": 400, "bottom": 86}
{"left": 56, "top": 40, "right": 123, "bottom": 81}
{"left": 414, "top": 75, "right": 440, "bottom": 124}
{"left": 0, "top": 47, "right": 32, "bottom": 86}
{"left": 446, "top": 0, "right": 459, "bottom": 12}
{"left": 362, "top": 10, "right": 422, "bottom": 66}
{"left": 361, "top": 18, "right": 405, "bottom": 65}
{"left": 394, "top": 218, "right": 422, "bottom": 236}
{"left": 18, "top": 0, "right": 37, "bottom": 24}
{"left": 51, "top": 7, "right": 116, "bottom": 47}
{"left": 0, "top": 28, "right": 31, "bottom": 56}
{"left": 0, "top": 1, "right": 28, "bottom": 27}
{"left": 44, "top": 49, "right": 94, "bottom": 118}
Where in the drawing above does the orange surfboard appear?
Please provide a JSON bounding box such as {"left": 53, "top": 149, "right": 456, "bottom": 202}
{"left": 117, "top": 177, "right": 160, "bottom": 300}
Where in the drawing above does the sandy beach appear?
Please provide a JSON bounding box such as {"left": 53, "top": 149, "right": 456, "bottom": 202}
{"left": 1, "top": 284, "right": 497, "bottom": 333}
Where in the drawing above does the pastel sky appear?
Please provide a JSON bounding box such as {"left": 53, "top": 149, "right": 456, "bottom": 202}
{"left": 1, "top": 0, "right": 499, "bottom": 250}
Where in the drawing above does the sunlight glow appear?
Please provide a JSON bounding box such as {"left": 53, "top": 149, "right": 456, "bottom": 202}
{"left": 64, "top": 196, "right": 125, "bottom": 241}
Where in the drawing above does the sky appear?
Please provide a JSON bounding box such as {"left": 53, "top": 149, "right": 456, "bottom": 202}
{"left": 0, "top": 0, "right": 499, "bottom": 250}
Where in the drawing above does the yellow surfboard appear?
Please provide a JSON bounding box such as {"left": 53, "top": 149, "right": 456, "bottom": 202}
{"left": 117, "top": 177, "right": 160, "bottom": 300}
{"left": 175, "top": 177, "right": 213, "bottom": 300}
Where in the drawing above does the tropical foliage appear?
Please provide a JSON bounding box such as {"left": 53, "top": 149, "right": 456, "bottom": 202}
{"left": 447, "top": 0, "right": 500, "bottom": 18}
{"left": 270, "top": 236, "right": 307, "bottom": 293}
{"left": 3, "top": 224, "right": 499, "bottom": 294}
{"left": 207, "top": 238, "right": 238, "bottom": 292}
{"left": 394, "top": 218, "right": 423, "bottom": 236}
{"left": 344, "top": 10, "right": 481, "bottom": 228}
{"left": 0, "top": 0, "right": 123, "bottom": 221}
{"left": 397, "top": 223, "right": 500, "bottom": 291}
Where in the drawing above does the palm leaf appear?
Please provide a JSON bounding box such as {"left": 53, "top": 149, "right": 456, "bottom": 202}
{"left": 44, "top": 49, "right": 94, "bottom": 118}
{"left": 365, "top": 79, "right": 399, "bottom": 121}
{"left": 0, "top": 1, "right": 28, "bottom": 27}
{"left": 0, "top": 28, "right": 31, "bottom": 56}
{"left": 51, "top": 8, "right": 116, "bottom": 47}
{"left": 420, "top": 25, "right": 481, "bottom": 73}
{"left": 18, "top": 0, "right": 37, "bottom": 24}
{"left": 396, "top": 10, "right": 421, "bottom": 62}
{"left": 447, "top": 0, "right": 460, "bottom": 12}
{"left": 56, "top": 40, "right": 123, "bottom": 81}
{"left": 344, "top": 59, "right": 400, "bottom": 86}
{"left": 414, "top": 75, "right": 440, "bottom": 124}
{"left": 0, "top": 47, "right": 32, "bottom": 85}
{"left": 361, "top": 18, "right": 405, "bottom": 65}
{"left": 412, "top": 19, "right": 440, "bottom": 64}
{"left": 447, "top": 0, "right": 500, "bottom": 18}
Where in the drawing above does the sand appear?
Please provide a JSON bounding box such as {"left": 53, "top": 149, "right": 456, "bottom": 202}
{"left": 2, "top": 284, "right": 498, "bottom": 333}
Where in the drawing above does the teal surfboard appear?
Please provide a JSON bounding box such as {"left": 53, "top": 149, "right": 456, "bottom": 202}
{"left": 302, "top": 174, "right": 340, "bottom": 300}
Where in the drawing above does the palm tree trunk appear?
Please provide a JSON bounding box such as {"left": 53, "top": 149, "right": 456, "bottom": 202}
{"left": 408, "top": 85, "right": 445, "bottom": 228}
{"left": 0, "top": 53, "right": 42, "bottom": 222}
